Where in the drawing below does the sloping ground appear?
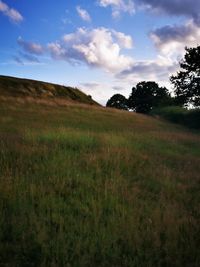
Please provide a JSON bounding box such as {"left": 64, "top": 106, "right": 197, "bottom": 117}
{"left": 0, "top": 97, "right": 200, "bottom": 267}
{"left": 0, "top": 75, "right": 98, "bottom": 105}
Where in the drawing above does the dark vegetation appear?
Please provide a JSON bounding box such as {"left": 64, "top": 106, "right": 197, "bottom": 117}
{"left": 171, "top": 46, "right": 200, "bottom": 107}
{"left": 106, "top": 94, "right": 128, "bottom": 110}
{"left": 128, "top": 81, "right": 172, "bottom": 113}
{"left": 151, "top": 106, "right": 200, "bottom": 129}
{"left": 107, "top": 81, "right": 172, "bottom": 113}
{"left": 0, "top": 75, "right": 98, "bottom": 105}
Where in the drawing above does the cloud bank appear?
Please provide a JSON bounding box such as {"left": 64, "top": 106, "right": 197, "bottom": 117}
{"left": 138, "top": 0, "right": 200, "bottom": 24}
{"left": 150, "top": 20, "right": 200, "bottom": 59}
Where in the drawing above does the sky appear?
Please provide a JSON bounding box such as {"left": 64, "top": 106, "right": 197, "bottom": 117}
{"left": 1, "top": 0, "right": 200, "bottom": 105}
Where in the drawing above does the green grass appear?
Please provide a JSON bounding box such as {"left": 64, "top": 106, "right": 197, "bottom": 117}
{"left": 151, "top": 106, "right": 200, "bottom": 129}
{"left": 0, "top": 75, "right": 98, "bottom": 105}
{"left": 0, "top": 98, "right": 200, "bottom": 267}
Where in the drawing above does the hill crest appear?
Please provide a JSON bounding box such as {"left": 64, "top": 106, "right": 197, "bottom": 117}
{"left": 0, "top": 75, "right": 99, "bottom": 106}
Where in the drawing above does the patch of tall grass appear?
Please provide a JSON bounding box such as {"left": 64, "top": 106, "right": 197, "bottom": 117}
{"left": 0, "top": 99, "right": 200, "bottom": 267}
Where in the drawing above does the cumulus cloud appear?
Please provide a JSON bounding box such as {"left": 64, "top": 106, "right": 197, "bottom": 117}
{"left": 138, "top": 0, "right": 200, "bottom": 24}
{"left": 98, "top": 0, "right": 135, "bottom": 18}
{"left": 47, "top": 26, "right": 178, "bottom": 87}
{"left": 0, "top": 0, "right": 23, "bottom": 23}
{"left": 48, "top": 27, "right": 133, "bottom": 73}
{"left": 134, "top": 0, "right": 200, "bottom": 59}
{"left": 18, "top": 37, "right": 44, "bottom": 55}
{"left": 112, "top": 30, "right": 133, "bottom": 48}
{"left": 116, "top": 19, "right": 200, "bottom": 88}
{"left": 76, "top": 6, "right": 91, "bottom": 22}
{"left": 118, "top": 55, "right": 179, "bottom": 87}
{"left": 150, "top": 20, "right": 200, "bottom": 58}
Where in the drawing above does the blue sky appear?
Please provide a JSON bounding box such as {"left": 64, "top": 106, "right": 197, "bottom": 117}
{"left": 1, "top": 0, "right": 200, "bottom": 104}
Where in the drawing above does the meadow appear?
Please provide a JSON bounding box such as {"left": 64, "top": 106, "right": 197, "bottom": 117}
{"left": 0, "top": 97, "right": 200, "bottom": 267}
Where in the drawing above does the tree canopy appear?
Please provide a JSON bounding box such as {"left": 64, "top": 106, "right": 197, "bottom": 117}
{"left": 171, "top": 46, "right": 200, "bottom": 107}
{"left": 128, "top": 81, "right": 171, "bottom": 114}
{"left": 106, "top": 94, "right": 128, "bottom": 110}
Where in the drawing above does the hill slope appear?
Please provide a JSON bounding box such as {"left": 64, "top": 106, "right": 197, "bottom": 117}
{"left": 0, "top": 96, "right": 200, "bottom": 267}
{"left": 0, "top": 75, "right": 98, "bottom": 105}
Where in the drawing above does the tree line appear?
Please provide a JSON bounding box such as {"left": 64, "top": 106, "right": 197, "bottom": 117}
{"left": 106, "top": 46, "right": 200, "bottom": 114}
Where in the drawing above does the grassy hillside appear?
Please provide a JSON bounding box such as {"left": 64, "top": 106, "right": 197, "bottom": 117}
{"left": 0, "top": 97, "right": 200, "bottom": 267}
{"left": 0, "top": 75, "right": 98, "bottom": 105}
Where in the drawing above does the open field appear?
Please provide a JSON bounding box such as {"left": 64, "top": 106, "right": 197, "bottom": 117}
{"left": 0, "top": 97, "right": 200, "bottom": 267}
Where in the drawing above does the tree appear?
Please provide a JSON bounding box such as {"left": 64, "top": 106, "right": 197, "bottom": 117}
{"left": 106, "top": 94, "right": 128, "bottom": 110}
{"left": 128, "top": 81, "right": 171, "bottom": 114}
{"left": 171, "top": 46, "right": 200, "bottom": 107}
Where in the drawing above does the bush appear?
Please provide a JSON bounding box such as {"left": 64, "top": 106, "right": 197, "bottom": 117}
{"left": 151, "top": 106, "right": 200, "bottom": 129}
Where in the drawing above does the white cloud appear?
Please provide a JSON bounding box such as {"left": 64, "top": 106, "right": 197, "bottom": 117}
{"left": 98, "top": 0, "right": 135, "bottom": 18}
{"left": 47, "top": 26, "right": 180, "bottom": 91}
{"left": 119, "top": 56, "right": 178, "bottom": 86}
{"left": 0, "top": 0, "right": 23, "bottom": 23}
{"left": 117, "top": 19, "right": 200, "bottom": 88}
{"left": 76, "top": 6, "right": 91, "bottom": 22}
{"left": 48, "top": 27, "right": 133, "bottom": 73}
{"left": 112, "top": 30, "right": 133, "bottom": 48}
{"left": 150, "top": 20, "right": 200, "bottom": 59}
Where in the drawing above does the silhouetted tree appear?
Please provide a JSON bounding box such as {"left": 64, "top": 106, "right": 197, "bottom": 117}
{"left": 128, "top": 81, "right": 171, "bottom": 114}
{"left": 171, "top": 46, "right": 200, "bottom": 107}
{"left": 106, "top": 94, "right": 128, "bottom": 110}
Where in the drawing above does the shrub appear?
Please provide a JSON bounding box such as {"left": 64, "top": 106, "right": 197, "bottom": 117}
{"left": 151, "top": 106, "right": 200, "bottom": 129}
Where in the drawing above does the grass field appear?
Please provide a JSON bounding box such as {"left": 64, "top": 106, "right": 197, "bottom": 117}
{"left": 0, "top": 97, "right": 200, "bottom": 267}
